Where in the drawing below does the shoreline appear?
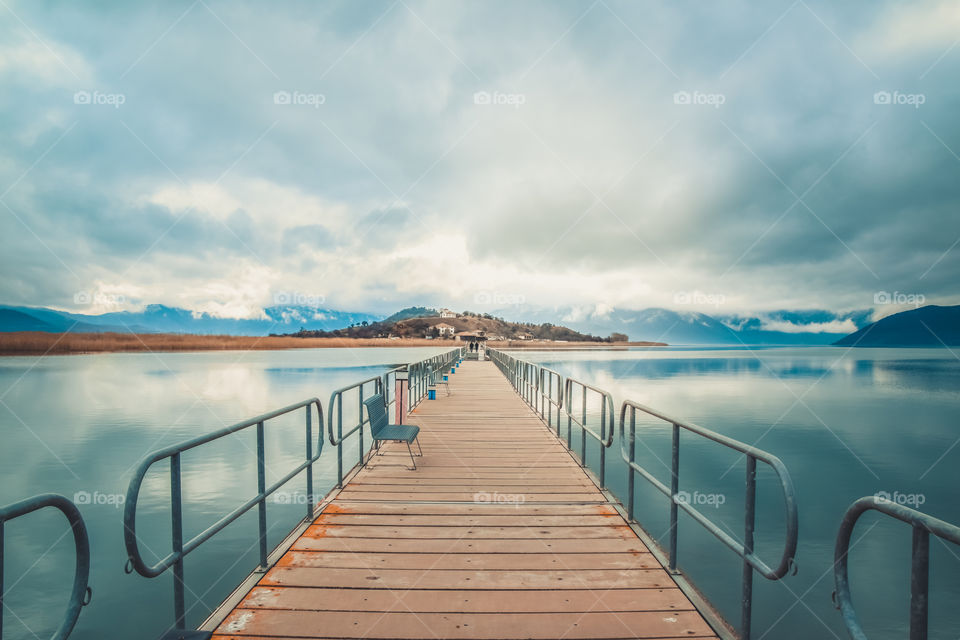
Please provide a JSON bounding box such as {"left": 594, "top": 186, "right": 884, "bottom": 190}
{"left": 0, "top": 332, "right": 665, "bottom": 356}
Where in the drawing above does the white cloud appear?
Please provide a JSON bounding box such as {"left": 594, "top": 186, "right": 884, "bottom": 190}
{"left": 760, "top": 319, "right": 859, "bottom": 334}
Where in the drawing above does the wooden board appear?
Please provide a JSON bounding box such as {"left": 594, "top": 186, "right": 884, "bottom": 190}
{"left": 211, "top": 360, "right": 719, "bottom": 640}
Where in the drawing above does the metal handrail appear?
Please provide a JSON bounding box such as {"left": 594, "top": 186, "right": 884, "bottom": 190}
{"left": 538, "top": 366, "right": 564, "bottom": 430}
{"left": 0, "top": 494, "right": 92, "bottom": 640}
{"left": 620, "top": 400, "right": 799, "bottom": 640}
{"left": 406, "top": 349, "right": 462, "bottom": 410}
{"left": 833, "top": 496, "right": 960, "bottom": 640}
{"left": 563, "top": 377, "right": 614, "bottom": 487}
{"left": 327, "top": 375, "right": 384, "bottom": 487}
{"left": 123, "top": 398, "right": 324, "bottom": 632}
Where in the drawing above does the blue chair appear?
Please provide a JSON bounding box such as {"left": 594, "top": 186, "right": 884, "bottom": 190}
{"left": 363, "top": 394, "right": 422, "bottom": 469}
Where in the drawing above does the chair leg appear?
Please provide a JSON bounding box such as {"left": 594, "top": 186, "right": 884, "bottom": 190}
{"left": 406, "top": 441, "right": 417, "bottom": 470}
{"left": 415, "top": 436, "right": 423, "bottom": 456}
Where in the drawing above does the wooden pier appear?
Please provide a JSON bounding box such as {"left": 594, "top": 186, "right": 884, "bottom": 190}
{"left": 211, "top": 360, "right": 719, "bottom": 639}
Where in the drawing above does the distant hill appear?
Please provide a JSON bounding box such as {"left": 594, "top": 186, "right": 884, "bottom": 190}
{"left": 0, "top": 304, "right": 383, "bottom": 336}
{"left": 834, "top": 305, "right": 960, "bottom": 346}
{"left": 383, "top": 307, "right": 439, "bottom": 323}
{"left": 282, "top": 311, "right": 632, "bottom": 343}
{"left": 0, "top": 309, "right": 59, "bottom": 332}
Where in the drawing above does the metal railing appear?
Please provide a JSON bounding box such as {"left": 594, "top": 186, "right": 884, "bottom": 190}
{"left": 564, "top": 377, "right": 614, "bottom": 487}
{"left": 538, "top": 366, "right": 564, "bottom": 430}
{"left": 122, "top": 348, "right": 460, "bottom": 634}
{"left": 833, "top": 496, "right": 960, "bottom": 640}
{"left": 327, "top": 375, "right": 385, "bottom": 487}
{"left": 407, "top": 349, "right": 462, "bottom": 410}
{"left": 0, "top": 493, "right": 92, "bottom": 640}
{"left": 123, "top": 398, "right": 324, "bottom": 634}
{"left": 620, "top": 400, "right": 798, "bottom": 640}
{"left": 488, "top": 348, "right": 799, "bottom": 640}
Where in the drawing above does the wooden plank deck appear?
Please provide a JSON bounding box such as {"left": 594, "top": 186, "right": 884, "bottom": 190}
{"left": 211, "top": 360, "right": 719, "bottom": 640}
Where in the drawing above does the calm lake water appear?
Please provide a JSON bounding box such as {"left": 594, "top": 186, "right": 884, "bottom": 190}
{"left": 1, "top": 346, "right": 958, "bottom": 639}
{"left": 510, "top": 346, "right": 960, "bottom": 640}
{"left": 0, "top": 347, "right": 447, "bottom": 640}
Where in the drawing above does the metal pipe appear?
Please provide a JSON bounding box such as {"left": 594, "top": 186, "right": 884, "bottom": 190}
{"left": 909, "top": 526, "right": 929, "bottom": 640}
{"left": 305, "top": 405, "right": 313, "bottom": 520}
{"left": 256, "top": 421, "right": 267, "bottom": 571}
{"left": 171, "top": 453, "right": 185, "bottom": 630}
{"left": 669, "top": 423, "right": 680, "bottom": 573}
{"left": 742, "top": 455, "right": 757, "bottom": 640}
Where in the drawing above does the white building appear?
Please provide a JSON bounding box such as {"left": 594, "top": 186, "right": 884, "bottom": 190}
{"left": 439, "top": 308, "right": 457, "bottom": 318}
{"left": 435, "top": 323, "right": 456, "bottom": 336}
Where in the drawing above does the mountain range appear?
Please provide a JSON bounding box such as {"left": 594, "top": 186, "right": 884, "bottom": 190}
{"left": 493, "top": 306, "right": 874, "bottom": 346}
{"left": 0, "top": 304, "right": 383, "bottom": 336}
{"left": 1, "top": 302, "right": 955, "bottom": 346}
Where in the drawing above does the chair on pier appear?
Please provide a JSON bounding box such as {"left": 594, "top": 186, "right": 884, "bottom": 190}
{"left": 363, "top": 393, "right": 422, "bottom": 470}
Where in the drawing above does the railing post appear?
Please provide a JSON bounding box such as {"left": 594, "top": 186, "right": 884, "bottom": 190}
{"left": 170, "top": 453, "right": 186, "bottom": 630}
{"left": 627, "top": 408, "right": 636, "bottom": 522}
{"left": 599, "top": 399, "right": 606, "bottom": 488}
{"left": 742, "top": 454, "right": 757, "bottom": 640}
{"left": 909, "top": 525, "right": 930, "bottom": 640}
{"left": 305, "top": 404, "right": 313, "bottom": 520}
{"left": 358, "top": 385, "right": 365, "bottom": 468}
{"left": 669, "top": 422, "right": 680, "bottom": 573}
{"left": 256, "top": 421, "right": 268, "bottom": 571}
{"left": 580, "top": 385, "right": 587, "bottom": 466}
{"left": 336, "top": 397, "right": 343, "bottom": 488}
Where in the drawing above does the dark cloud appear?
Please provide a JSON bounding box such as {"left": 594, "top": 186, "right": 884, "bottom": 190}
{"left": 0, "top": 0, "right": 957, "bottom": 315}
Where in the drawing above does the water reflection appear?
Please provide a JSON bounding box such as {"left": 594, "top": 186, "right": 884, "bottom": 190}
{"left": 514, "top": 347, "right": 960, "bottom": 640}
{"left": 0, "top": 347, "right": 446, "bottom": 640}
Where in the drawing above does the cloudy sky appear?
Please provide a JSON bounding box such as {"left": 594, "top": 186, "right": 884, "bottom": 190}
{"left": 1, "top": 0, "right": 958, "bottom": 319}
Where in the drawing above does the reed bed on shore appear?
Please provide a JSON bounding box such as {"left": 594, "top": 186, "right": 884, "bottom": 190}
{"left": 0, "top": 332, "right": 460, "bottom": 356}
